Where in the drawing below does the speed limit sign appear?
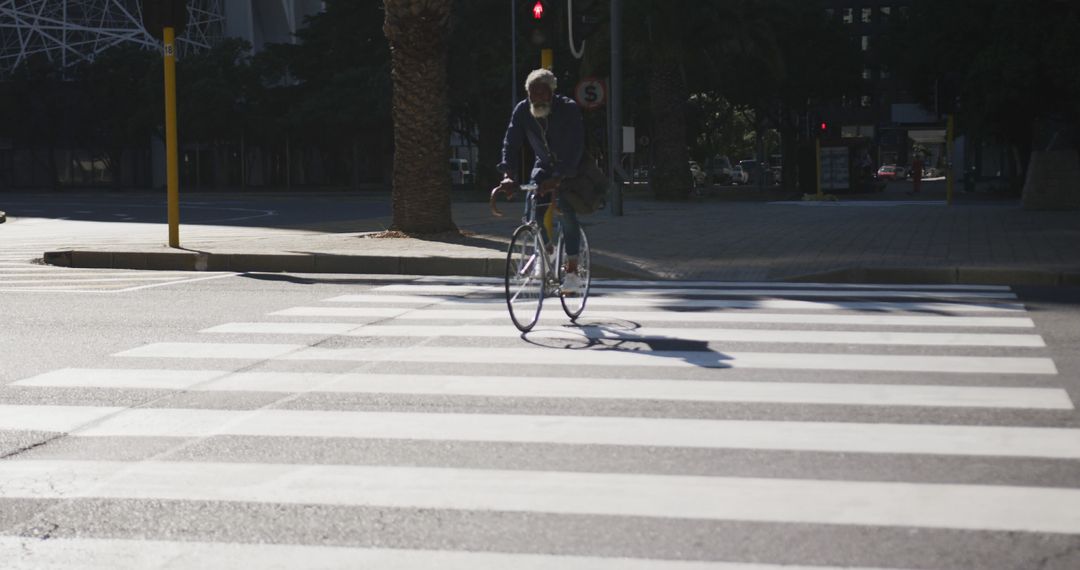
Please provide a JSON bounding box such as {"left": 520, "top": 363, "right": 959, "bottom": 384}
{"left": 574, "top": 78, "right": 607, "bottom": 110}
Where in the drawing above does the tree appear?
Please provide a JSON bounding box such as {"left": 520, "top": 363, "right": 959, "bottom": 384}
{"left": 624, "top": 0, "right": 708, "bottom": 200}
{"left": 74, "top": 46, "right": 160, "bottom": 188}
{"left": 624, "top": 1, "right": 801, "bottom": 198}
{"left": 179, "top": 38, "right": 261, "bottom": 188}
{"left": 383, "top": 0, "right": 455, "bottom": 233}
{"left": 883, "top": 0, "right": 1080, "bottom": 186}
{"left": 0, "top": 56, "right": 71, "bottom": 189}
{"left": 447, "top": 0, "right": 522, "bottom": 193}
{"left": 278, "top": 0, "right": 393, "bottom": 189}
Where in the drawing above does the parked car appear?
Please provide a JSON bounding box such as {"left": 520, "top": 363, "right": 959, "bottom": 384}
{"left": 875, "top": 164, "right": 905, "bottom": 181}
{"left": 729, "top": 165, "right": 749, "bottom": 185}
{"left": 704, "top": 156, "right": 733, "bottom": 184}
{"left": 449, "top": 158, "right": 472, "bottom": 186}
{"left": 737, "top": 159, "right": 776, "bottom": 185}
{"left": 689, "top": 161, "right": 707, "bottom": 186}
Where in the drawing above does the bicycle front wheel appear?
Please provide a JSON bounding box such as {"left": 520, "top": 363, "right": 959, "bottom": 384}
{"left": 505, "top": 225, "right": 545, "bottom": 332}
{"left": 559, "top": 226, "right": 591, "bottom": 320}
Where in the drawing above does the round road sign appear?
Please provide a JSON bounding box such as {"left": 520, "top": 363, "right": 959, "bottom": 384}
{"left": 575, "top": 78, "right": 606, "bottom": 110}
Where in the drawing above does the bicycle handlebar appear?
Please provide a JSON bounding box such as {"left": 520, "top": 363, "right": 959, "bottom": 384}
{"left": 489, "top": 183, "right": 544, "bottom": 217}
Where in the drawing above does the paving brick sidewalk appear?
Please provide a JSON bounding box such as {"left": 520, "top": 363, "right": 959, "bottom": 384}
{"left": 35, "top": 183, "right": 1080, "bottom": 285}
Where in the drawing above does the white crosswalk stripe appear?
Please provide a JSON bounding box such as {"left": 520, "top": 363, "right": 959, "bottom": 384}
{"left": 202, "top": 322, "right": 1047, "bottom": 346}
{"left": 4, "top": 460, "right": 1080, "bottom": 534}
{"left": 326, "top": 293, "right": 1029, "bottom": 312}
{"left": 270, "top": 306, "right": 1036, "bottom": 327}
{"left": 5, "top": 406, "right": 1080, "bottom": 458}
{"left": 373, "top": 283, "right": 1021, "bottom": 299}
{"left": 1, "top": 278, "right": 1074, "bottom": 568}
{"left": 15, "top": 369, "right": 1072, "bottom": 409}
{"left": 114, "top": 342, "right": 1058, "bottom": 374}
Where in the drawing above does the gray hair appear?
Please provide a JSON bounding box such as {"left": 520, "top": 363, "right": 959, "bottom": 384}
{"left": 525, "top": 68, "right": 557, "bottom": 92}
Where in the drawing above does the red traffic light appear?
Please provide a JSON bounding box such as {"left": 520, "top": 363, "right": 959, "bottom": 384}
{"left": 532, "top": 0, "right": 544, "bottom": 19}
{"left": 820, "top": 122, "right": 827, "bottom": 131}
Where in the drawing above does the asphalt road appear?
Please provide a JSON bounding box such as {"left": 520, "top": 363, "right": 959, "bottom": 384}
{"left": 1, "top": 269, "right": 1079, "bottom": 569}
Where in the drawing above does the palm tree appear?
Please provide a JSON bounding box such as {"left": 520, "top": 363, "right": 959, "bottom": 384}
{"left": 383, "top": 0, "right": 455, "bottom": 233}
{"left": 627, "top": 2, "right": 782, "bottom": 200}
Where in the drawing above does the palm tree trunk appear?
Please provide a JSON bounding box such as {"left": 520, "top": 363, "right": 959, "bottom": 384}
{"left": 648, "top": 54, "right": 691, "bottom": 201}
{"left": 383, "top": 0, "right": 455, "bottom": 233}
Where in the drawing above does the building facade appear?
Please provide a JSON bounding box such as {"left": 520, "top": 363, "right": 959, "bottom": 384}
{"left": 819, "top": 1, "right": 949, "bottom": 179}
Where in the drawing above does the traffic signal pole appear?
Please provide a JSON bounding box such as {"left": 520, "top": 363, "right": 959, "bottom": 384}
{"left": 163, "top": 26, "right": 180, "bottom": 248}
{"left": 608, "top": 0, "right": 622, "bottom": 216}
{"left": 946, "top": 114, "right": 955, "bottom": 206}
{"left": 511, "top": 0, "right": 517, "bottom": 108}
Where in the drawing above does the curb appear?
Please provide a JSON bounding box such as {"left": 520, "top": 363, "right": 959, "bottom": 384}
{"left": 42, "top": 250, "right": 646, "bottom": 280}
{"left": 41, "top": 250, "right": 1080, "bottom": 286}
{"left": 787, "top": 266, "right": 1080, "bottom": 287}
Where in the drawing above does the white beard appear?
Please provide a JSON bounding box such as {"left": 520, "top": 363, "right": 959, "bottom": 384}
{"left": 529, "top": 102, "right": 551, "bottom": 118}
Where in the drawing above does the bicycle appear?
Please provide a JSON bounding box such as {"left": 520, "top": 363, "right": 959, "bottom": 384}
{"left": 490, "top": 183, "right": 591, "bottom": 332}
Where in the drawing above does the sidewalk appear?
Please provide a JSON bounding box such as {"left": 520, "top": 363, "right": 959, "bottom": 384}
{"left": 36, "top": 182, "right": 1080, "bottom": 286}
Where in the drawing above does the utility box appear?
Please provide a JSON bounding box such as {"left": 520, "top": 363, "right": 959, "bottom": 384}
{"left": 820, "top": 146, "right": 850, "bottom": 191}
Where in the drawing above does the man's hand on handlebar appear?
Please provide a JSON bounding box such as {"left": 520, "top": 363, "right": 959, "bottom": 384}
{"left": 497, "top": 177, "right": 517, "bottom": 197}
{"left": 489, "top": 177, "right": 517, "bottom": 217}
{"left": 538, "top": 176, "right": 562, "bottom": 195}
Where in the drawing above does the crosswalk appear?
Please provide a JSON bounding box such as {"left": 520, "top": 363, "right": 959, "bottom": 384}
{"left": 1, "top": 277, "right": 1075, "bottom": 569}
{"left": 0, "top": 244, "right": 232, "bottom": 292}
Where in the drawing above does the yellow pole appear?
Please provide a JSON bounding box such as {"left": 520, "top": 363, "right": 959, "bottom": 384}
{"left": 815, "top": 137, "right": 822, "bottom": 198}
{"left": 541, "top": 48, "right": 553, "bottom": 70}
{"left": 164, "top": 26, "right": 180, "bottom": 247}
{"left": 946, "top": 114, "right": 955, "bottom": 206}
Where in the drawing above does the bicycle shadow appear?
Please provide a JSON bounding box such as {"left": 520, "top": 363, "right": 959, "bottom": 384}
{"left": 520, "top": 319, "right": 733, "bottom": 369}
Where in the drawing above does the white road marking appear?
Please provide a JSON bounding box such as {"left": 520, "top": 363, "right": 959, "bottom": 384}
{"left": 0, "top": 405, "right": 125, "bottom": 432}
{"left": 411, "top": 276, "right": 1013, "bottom": 291}
{"left": 0, "top": 406, "right": 1066, "bottom": 459}
{"left": 3, "top": 461, "right": 1080, "bottom": 533}
{"left": 114, "top": 343, "right": 1059, "bottom": 375}
{"left": 202, "top": 322, "right": 1047, "bottom": 347}
{"left": 373, "top": 284, "right": 1018, "bottom": 300}
{"left": 270, "top": 307, "right": 1036, "bottom": 328}
{"left": 13, "top": 369, "right": 228, "bottom": 390}
{"left": 17, "top": 369, "right": 1071, "bottom": 410}
{"left": 326, "top": 294, "right": 1026, "bottom": 313}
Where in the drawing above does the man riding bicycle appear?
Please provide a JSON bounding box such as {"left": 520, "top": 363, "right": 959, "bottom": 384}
{"left": 495, "top": 68, "right": 586, "bottom": 296}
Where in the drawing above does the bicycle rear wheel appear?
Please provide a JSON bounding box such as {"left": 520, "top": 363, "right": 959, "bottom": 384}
{"left": 505, "top": 225, "right": 545, "bottom": 332}
{"left": 558, "top": 226, "right": 591, "bottom": 320}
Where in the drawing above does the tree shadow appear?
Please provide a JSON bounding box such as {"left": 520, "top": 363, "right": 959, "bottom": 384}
{"left": 644, "top": 293, "right": 1019, "bottom": 317}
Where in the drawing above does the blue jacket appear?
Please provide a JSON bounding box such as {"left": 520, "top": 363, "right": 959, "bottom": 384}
{"left": 498, "top": 94, "right": 584, "bottom": 185}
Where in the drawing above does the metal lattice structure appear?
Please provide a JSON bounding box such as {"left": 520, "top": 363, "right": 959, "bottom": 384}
{"left": 0, "top": 1, "right": 226, "bottom": 73}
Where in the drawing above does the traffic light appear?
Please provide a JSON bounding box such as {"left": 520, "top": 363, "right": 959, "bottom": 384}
{"left": 527, "top": 0, "right": 550, "bottom": 47}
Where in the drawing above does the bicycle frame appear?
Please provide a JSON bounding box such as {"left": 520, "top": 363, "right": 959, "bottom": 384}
{"left": 515, "top": 186, "right": 564, "bottom": 295}
{"left": 495, "top": 181, "right": 590, "bottom": 331}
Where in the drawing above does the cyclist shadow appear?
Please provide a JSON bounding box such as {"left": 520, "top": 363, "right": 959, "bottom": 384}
{"left": 520, "top": 319, "right": 734, "bottom": 369}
